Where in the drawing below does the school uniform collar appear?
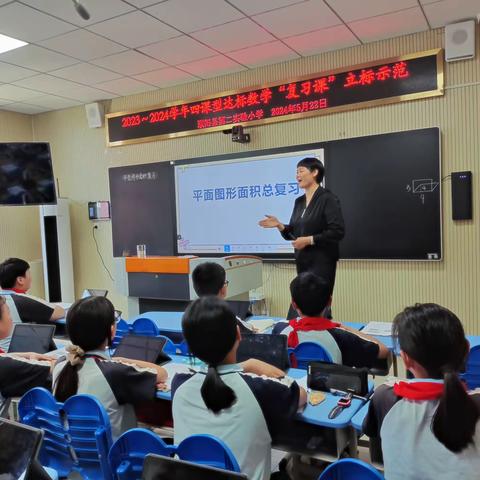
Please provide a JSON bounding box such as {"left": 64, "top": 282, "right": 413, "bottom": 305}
{"left": 10, "top": 288, "right": 27, "bottom": 294}
{"left": 199, "top": 363, "right": 243, "bottom": 375}
{"left": 84, "top": 349, "right": 111, "bottom": 360}
{"left": 393, "top": 378, "right": 444, "bottom": 400}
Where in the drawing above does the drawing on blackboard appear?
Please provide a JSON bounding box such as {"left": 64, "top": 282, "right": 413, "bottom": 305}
{"left": 406, "top": 178, "right": 439, "bottom": 204}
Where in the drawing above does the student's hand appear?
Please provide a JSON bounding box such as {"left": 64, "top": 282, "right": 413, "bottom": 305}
{"left": 259, "top": 215, "right": 281, "bottom": 229}
{"left": 292, "top": 236, "right": 312, "bottom": 250}
{"left": 10, "top": 352, "right": 55, "bottom": 363}
{"left": 241, "top": 358, "right": 284, "bottom": 378}
{"left": 157, "top": 382, "right": 168, "bottom": 391}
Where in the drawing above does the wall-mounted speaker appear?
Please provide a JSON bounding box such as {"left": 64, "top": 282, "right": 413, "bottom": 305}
{"left": 451, "top": 171, "right": 472, "bottom": 220}
{"left": 445, "top": 20, "right": 475, "bottom": 62}
{"left": 85, "top": 102, "right": 104, "bottom": 128}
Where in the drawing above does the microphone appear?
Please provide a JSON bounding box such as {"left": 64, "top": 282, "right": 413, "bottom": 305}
{"left": 72, "top": 0, "right": 90, "bottom": 20}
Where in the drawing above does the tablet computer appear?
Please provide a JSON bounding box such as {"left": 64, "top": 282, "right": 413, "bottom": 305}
{"left": 142, "top": 454, "right": 248, "bottom": 480}
{"left": 113, "top": 335, "right": 170, "bottom": 365}
{"left": 236, "top": 333, "right": 289, "bottom": 371}
{"left": 8, "top": 324, "right": 56, "bottom": 354}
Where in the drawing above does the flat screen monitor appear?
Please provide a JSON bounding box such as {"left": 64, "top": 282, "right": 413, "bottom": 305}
{"left": 142, "top": 454, "right": 248, "bottom": 480}
{"left": 236, "top": 333, "right": 289, "bottom": 371}
{"left": 0, "top": 418, "right": 43, "bottom": 479}
{"left": 8, "top": 324, "right": 56, "bottom": 354}
{"left": 0, "top": 143, "right": 56, "bottom": 206}
{"left": 113, "top": 335, "right": 170, "bottom": 365}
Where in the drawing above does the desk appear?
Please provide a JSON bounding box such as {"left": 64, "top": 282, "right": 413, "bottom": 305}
{"left": 157, "top": 357, "right": 365, "bottom": 459}
{"left": 129, "top": 311, "right": 184, "bottom": 332}
{"left": 351, "top": 401, "right": 370, "bottom": 432}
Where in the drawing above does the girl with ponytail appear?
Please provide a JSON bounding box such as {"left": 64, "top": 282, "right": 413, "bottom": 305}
{"left": 364, "top": 303, "right": 480, "bottom": 479}
{"left": 53, "top": 296, "right": 167, "bottom": 438}
{"left": 172, "top": 296, "right": 306, "bottom": 480}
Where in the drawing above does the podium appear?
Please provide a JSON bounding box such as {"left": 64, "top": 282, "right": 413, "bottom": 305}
{"left": 114, "top": 256, "right": 262, "bottom": 318}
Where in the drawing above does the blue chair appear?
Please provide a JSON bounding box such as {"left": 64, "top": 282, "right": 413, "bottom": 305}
{"left": 159, "top": 335, "right": 177, "bottom": 355}
{"left": 289, "top": 341, "right": 333, "bottom": 369}
{"left": 462, "top": 345, "right": 480, "bottom": 389}
{"left": 18, "top": 388, "right": 112, "bottom": 480}
{"left": 131, "top": 318, "right": 159, "bottom": 337}
{"left": 319, "top": 458, "right": 383, "bottom": 479}
{"left": 109, "top": 428, "right": 175, "bottom": 480}
{"left": 112, "top": 319, "right": 131, "bottom": 348}
{"left": 176, "top": 434, "right": 241, "bottom": 472}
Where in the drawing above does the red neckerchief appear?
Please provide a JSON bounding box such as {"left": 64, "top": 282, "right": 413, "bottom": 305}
{"left": 393, "top": 381, "right": 445, "bottom": 400}
{"left": 287, "top": 316, "right": 340, "bottom": 348}
{"left": 11, "top": 288, "right": 27, "bottom": 294}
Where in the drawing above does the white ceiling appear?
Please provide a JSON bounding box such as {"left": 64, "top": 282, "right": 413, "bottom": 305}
{"left": 0, "top": 0, "right": 477, "bottom": 114}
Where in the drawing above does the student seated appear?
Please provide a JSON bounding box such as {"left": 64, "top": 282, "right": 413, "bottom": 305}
{"left": 172, "top": 296, "right": 307, "bottom": 480}
{"left": 53, "top": 296, "right": 167, "bottom": 439}
{"left": 364, "top": 303, "right": 480, "bottom": 479}
{"left": 0, "top": 257, "right": 65, "bottom": 323}
{"left": 272, "top": 272, "right": 388, "bottom": 368}
{"left": 192, "top": 262, "right": 256, "bottom": 333}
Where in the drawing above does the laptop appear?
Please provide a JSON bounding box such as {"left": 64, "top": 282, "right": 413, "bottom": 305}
{"left": 236, "top": 333, "right": 289, "bottom": 371}
{"left": 81, "top": 289, "right": 108, "bottom": 299}
{"left": 8, "top": 324, "right": 56, "bottom": 354}
{"left": 142, "top": 454, "right": 248, "bottom": 480}
{"left": 0, "top": 418, "right": 43, "bottom": 479}
{"left": 113, "top": 335, "right": 171, "bottom": 365}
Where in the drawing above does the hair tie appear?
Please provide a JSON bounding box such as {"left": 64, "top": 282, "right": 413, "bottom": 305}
{"left": 66, "top": 344, "right": 85, "bottom": 366}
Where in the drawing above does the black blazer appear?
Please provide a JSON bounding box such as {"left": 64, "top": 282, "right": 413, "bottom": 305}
{"left": 281, "top": 187, "right": 345, "bottom": 274}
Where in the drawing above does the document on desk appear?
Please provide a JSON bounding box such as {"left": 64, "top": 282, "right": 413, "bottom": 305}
{"left": 247, "top": 319, "right": 275, "bottom": 332}
{"left": 162, "top": 363, "right": 193, "bottom": 391}
{"left": 361, "top": 321, "right": 393, "bottom": 336}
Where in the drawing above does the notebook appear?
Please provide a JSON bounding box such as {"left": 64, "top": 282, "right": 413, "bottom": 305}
{"left": 8, "top": 324, "right": 56, "bottom": 354}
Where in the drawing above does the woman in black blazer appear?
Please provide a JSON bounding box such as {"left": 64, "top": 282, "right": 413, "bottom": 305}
{"left": 259, "top": 157, "right": 345, "bottom": 316}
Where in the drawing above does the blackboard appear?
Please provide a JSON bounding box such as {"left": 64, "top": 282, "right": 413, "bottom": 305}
{"left": 108, "top": 127, "right": 441, "bottom": 261}
{"left": 109, "top": 162, "right": 175, "bottom": 257}
{"left": 325, "top": 128, "right": 441, "bottom": 260}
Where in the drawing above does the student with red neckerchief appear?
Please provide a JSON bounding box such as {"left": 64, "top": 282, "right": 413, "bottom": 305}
{"left": 272, "top": 272, "right": 388, "bottom": 368}
{"left": 363, "top": 303, "right": 480, "bottom": 479}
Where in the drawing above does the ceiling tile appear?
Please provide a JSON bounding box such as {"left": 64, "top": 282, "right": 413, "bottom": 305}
{"left": 0, "top": 103, "right": 49, "bottom": 114}
{"left": 0, "top": 45, "right": 79, "bottom": 72}
{"left": 0, "top": 62, "right": 37, "bottom": 82}
{"left": 179, "top": 54, "right": 246, "bottom": 79}
{"left": 87, "top": 10, "right": 180, "bottom": 48}
{"left": 50, "top": 63, "right": 122, "bottom": 84}
{"left": 39, "top": 30, "right": 127, "bottom": 61}
{"left": 253, "top": 0, "right": 342, "bottom": 38}
{"left": 145, "top": 0, "right": 245, "bottom": 33}
{"left": 54, "top": 84, "right": 118, "bottom": 102}
{"left": 139, "top": 36, "right": 217, "bottom": 65}
{"left": 284, "top": 24, "right": 360, "bottom": 55}
{"left": 91, "top": 50, "right": 166, "bottom": 75}
{"left": 229, "top": 0, "right": 307, "bottom": 16}
{"left": 21, "top": 0, "right": 135, "bottom": 27}
{"left": 423, "top": 0, "right": 480, "bottom": 28}
{"left": 14, "top": 74, "right": 84, "bottom": 96}
{"left": 124, "top": 0, "right": 164, "bottom": 6}
{"left": 0, "top": 0, "right": 14, "bottom": 5}
{"left": 134, "top": 67, "right": 198, "bottom": 87}
{"left": 0, "top": 3, "right": 76, "bottom": 43}
{"left": 349, "top": 7, "right": 429, "bottom": 43}
{"left": 327, "top": 0, "right": 418, "bottom": 23}
{"left": 95, "top": 77, "right": 157, "bottom": 96}
{"left": 228, "top": 40, "right": 299, "bottom": 68}
{"left": 192, "top": 18, "right": 276, "bottom": 52}
{"left": 0, "top": 98, "right": 13, "bottom": 106}
{"left": 27, "top": 94, "right": 83, "bottom": 110}
{"left": 0, "top": 84, "right": 41, "bottom": 101}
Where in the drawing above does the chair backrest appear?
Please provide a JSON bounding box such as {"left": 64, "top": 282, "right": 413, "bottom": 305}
{"left": 131, "top": 318, "right": 159, "bottom": 337}
{"left": 462, "top": 345, "right": 480, "bottom": 389}
{"left": 158, "top": 335, "right": 177, "bottom": 355}
{"left": 289, "top": 341, "right": 333, "bottom": 369}
{"left": 176, "top": 434, "right": 241, "bottom": 473}
{"left": 18, "top": 387, "right": 112, "bottom": 480}
{"left": 112, "top": 319, "right": 131, "bottom": 348}
{"left": 109, "top": 428, "right": 175, "bottom": 480}
{"left": 319, "top": 458, "right": 384, "bottom": 479}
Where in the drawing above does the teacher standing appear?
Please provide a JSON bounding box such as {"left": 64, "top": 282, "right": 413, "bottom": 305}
{"left": 259, "top": 157, "right": 345, "bottom": 314}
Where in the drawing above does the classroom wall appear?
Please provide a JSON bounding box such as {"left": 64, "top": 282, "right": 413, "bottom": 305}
{"left": 31, "top": 26, "right": 480, "bottom": 332}
{"left": 0, "top": 111, "right": 44, "bottom": 285}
